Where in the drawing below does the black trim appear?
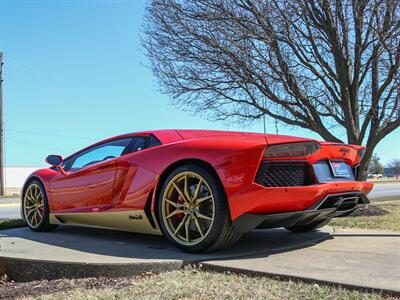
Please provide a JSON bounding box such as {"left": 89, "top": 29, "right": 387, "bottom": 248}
{"left": 255, "top": 160, "right": 316, "bottom": 187}
{"left": 144, "top": 190, "right": 157, "bottom": 229}
{"left": 232, "top": 192, "right": 370, "bottom": 233}
{"left": 311, "top": 192, "right": 369, "bottom": 209}
{"left": 233, "top": 208, "right": 335, "bottom": 233}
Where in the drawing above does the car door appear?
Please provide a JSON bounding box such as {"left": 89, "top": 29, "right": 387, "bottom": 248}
{"left": 49, "top": 138, "right": 133, "bottom": 212}
{"left": 111, "top": 136, "right": 149, "bottom": 206}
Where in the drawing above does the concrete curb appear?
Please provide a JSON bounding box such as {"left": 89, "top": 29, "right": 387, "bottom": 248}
{"left": 200, "top": 263, "right": 400, "bottom": 297}
{"left": 0, "top": 257, "right": 183, "bottom": 282}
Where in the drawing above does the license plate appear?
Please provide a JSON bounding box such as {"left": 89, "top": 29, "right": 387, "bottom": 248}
{"left": 329, "top": 160, "right": 351, "bottom": 178}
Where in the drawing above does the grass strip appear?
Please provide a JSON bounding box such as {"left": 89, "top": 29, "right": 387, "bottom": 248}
{"left": 5, "top": 268, "right": 392, "bottom": 300}
{"left": 331, "top": 200, "right": 400, "bottom": 232}
{"left": 0, "top": 218, "right": 26, "bottom": 230}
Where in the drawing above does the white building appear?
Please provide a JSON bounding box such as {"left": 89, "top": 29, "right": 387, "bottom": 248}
{"left": 5, "top": 167, "right": 42, "bottom": 195}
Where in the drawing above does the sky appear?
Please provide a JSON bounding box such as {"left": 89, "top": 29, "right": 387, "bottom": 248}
{"left": 0, "top": 0, "right": 399, "bottom": 167}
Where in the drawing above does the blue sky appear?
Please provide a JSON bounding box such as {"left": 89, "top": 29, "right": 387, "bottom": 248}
{"left": 0, "top": 0, "right": 399, "bottom": 167}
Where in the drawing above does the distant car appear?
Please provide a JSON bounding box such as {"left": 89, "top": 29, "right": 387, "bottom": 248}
{"left": 21, "top": 130, "right": 373, "bottom": 252}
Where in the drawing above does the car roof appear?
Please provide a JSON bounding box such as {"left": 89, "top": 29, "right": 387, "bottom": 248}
{"left": 61, "top": 129, "right": 316, "bottom": 161}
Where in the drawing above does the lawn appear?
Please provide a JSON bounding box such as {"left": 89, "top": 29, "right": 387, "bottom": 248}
{"left": 330, "top": 200, "right": 400, "bottom": 232}
{"left": 0, "top": 218, "right": 26, "bottom": 230}
{"left": 1, "top": 268, "right": 393, "bottom": 300}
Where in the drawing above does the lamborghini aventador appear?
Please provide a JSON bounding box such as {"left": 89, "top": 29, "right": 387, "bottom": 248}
{"left": 21, "top": 130, "right": 373, "bottom": 252}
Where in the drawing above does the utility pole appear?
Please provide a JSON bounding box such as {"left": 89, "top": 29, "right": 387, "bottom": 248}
{"left": 0, "top": 52, "right": 4, "bottom": 196}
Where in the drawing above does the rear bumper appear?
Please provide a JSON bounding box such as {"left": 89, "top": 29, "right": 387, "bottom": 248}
{"left": 228, "top": 180, "right": 373, "bottom": 220}
{"left": 232, "top": 192, "right": 370, "bottom": 233}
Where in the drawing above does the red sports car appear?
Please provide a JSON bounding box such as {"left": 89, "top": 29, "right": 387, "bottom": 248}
{"left": 21, "top": 130, "right": 373, "bottom": 252}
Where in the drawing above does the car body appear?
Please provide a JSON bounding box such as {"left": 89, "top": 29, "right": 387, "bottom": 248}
{"left": 21, "top": 129, "right": 373, "bottom": 252}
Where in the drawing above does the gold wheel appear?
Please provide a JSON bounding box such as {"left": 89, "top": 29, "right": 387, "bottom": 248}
{"left": 23, "top": 183, "right": 44, "bottom": 228}
{"left": 161, "top": 171, "right": 215, "bottom": 246}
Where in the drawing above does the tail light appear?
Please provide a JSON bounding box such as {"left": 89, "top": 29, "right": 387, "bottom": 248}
{"left": 263, "top": 142, "right": 320, "bottom": 158}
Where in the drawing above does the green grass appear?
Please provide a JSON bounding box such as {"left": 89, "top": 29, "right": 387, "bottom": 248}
{"left": 0, "top": 218, "right": 26, "bottom": 230}
{"left": 331, "top": 200, "right": 400, "bottom": 231}
{"left": 24, "top": 268, "right": 391, "bottom": 300}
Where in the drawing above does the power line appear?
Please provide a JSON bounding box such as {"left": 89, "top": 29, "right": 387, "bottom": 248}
{"left": 5, "top": 128, "right": 97, "bottom": 141}
{"left": 6, "top": 137, "right": 76, "bottom": 153}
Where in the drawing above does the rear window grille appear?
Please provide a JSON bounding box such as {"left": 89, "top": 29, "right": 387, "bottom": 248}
{"left": 258, "top": 163, "right": 307, "bottom": 187}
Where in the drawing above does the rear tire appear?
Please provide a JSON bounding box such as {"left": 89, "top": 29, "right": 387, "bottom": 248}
{"left": 285, "top": 218, "right": 331, "bottom": 233}
{"left": 157, "top": 164, "right": 241, "bottom": 253}
{"left": 22, "top": 180, "right": 57, "bottom": 232}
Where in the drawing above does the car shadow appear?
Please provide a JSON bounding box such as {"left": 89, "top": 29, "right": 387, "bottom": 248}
{"left": 0, "top": 225, "right": 332, "bottom": 262}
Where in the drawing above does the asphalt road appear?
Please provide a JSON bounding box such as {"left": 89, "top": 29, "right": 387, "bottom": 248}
{"left": 368, "top": 183, "right": 400, "bottom": 199}
{"left": 0, "top": 183, "right": 399, "bottom": 220}
{"left": 0, "top": 206, "right": 20, "bottom": 219}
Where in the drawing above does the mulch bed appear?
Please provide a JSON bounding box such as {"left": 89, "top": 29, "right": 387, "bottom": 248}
{"left": 0, "top": 273, "right": 157, "bottom": 299}
{"left": 350, "top": 205, "right": 389, "bottom": 217}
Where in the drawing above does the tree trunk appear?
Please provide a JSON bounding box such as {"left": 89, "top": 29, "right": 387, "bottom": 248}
{"left": 357, "top": 144, "right": 376, "bottom": 181}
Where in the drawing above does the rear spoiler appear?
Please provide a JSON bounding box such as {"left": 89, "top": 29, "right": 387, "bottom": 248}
{"left": 319, "top": 142, "right": 365, "bottom": 165}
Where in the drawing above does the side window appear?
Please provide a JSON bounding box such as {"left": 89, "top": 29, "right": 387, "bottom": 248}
{"left": 70, "top": 138, "right": 132, "bottom": 171}
{"left": 125, "top": 137, "right": 147, "bottom": 154}
{"left": 61, "top": 157, "right": 73, "bottom": 171}
{"left": 148, "top": 134, "right": 162, "bottom": 147}
{"left": 123, "top": 135, "right": 161, "bottom": 155}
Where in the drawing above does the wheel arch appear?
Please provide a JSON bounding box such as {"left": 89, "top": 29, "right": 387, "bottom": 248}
{"left": 21, "top": 176, "right": 45, "bottom": 198}
{"left": 20, "top": 176, "right": 45, "bottom": 222}
{"left": 152, "top": 158, "right": 228, "bottom": 220}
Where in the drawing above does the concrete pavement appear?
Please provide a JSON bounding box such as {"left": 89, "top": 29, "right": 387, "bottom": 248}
{"left": 0, "top": 226, "right": 399, "bottom": 294}
{"left": 204, "top": 228, "right": 400, "bottom": 294}
{"left": 0, "top": 226, "right": 331, "bottom": 281}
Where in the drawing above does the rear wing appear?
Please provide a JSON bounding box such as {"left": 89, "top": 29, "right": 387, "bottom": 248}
{"left": 318, "top": 142, "right": 365, "bottom": 166}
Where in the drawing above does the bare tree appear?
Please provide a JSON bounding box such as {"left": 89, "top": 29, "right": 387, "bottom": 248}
{"left": 389, "top": 159, "right": 400, "bottom": 178}
{"left": 142, "top": 0, "right": 400, "bottom": 179}
{"left": 368, "top": 153, "right": 384, "bottom": 174}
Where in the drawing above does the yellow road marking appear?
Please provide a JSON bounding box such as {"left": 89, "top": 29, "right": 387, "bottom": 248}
{"left": 0, "top": 203, "right": 20, "bottom": 208}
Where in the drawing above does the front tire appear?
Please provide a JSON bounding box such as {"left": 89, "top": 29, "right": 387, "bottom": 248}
{"left": 22, "top": 180, "right": 57, "bottom": 232}
{"left": 157, "top": 164, "right": 241, "bottom": 252}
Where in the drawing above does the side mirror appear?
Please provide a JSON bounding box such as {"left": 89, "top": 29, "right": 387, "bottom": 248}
{"left": 46, "top": 155, "right": 66, "bottom": 175}
{"left": 46, "top": 155, "right": 63, "bottom": 166}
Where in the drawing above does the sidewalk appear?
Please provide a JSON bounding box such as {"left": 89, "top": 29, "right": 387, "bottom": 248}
{"left": 203, "top": 228, "right": 400, "bottom": 294}
{"left": 0, "top": 226, "right": 331, "bottom": 281}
